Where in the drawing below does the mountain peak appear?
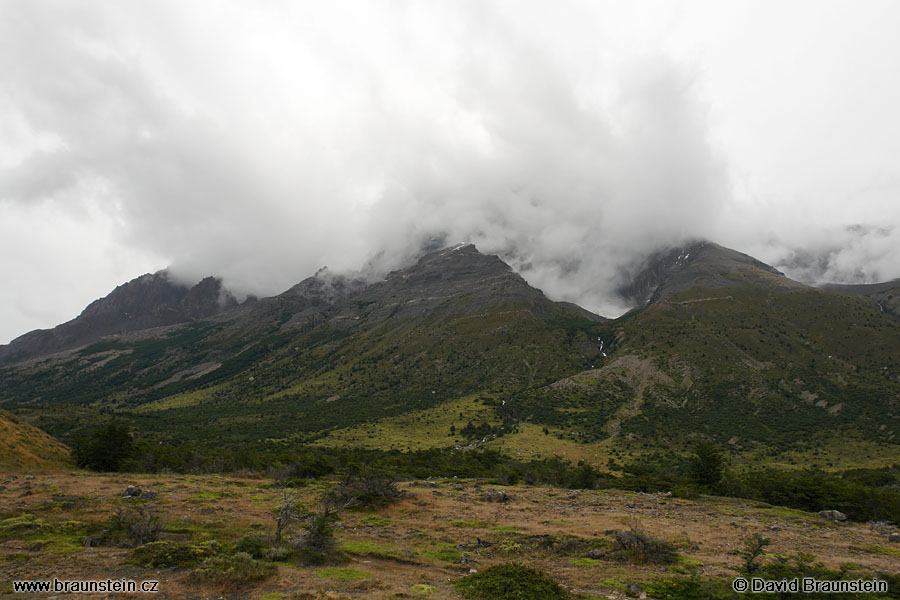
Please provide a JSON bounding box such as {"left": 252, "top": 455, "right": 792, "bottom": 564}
{"left": 618, "top": 240, "right": 799, "bottom": 306}
{"left": 0, "top": 272, "right": 238, "bottom": 365}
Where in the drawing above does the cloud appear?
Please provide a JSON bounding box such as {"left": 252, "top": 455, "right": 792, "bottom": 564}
{"left": 2, "top": 0, "right": 900, "bottom": 343}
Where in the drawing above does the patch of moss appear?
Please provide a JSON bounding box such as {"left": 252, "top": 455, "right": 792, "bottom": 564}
{"left": 339, "top": 540, "right": 400, "bottom": 559}
{"left": 863, "top": 545, "right": 900, "bottom": 557}
{"left": 570, "top": 557, "right": 601, "bottom": 566}
{"left": 409, "top": 583, "right": 438, "bottom": 596}
{"left": 0, "top": 515, "right": 48, "bottom": 538}
{"left": 2, "top": 553, "right": 30, "bottom": 563}
{"left": 420, "top": 544, "right": 463, "bottom": 562}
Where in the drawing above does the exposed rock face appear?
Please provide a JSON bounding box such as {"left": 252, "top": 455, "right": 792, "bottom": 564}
{"left": 234, "top": 243, "right": 604, "bottom": 334}
{"left": 617, "top": 241, "right": 794, "bottom": 307}
{"left": 0, "top": 272, "right": 237, "bottom": 365}
{"left": 338, "top": 244, "right": 603, "bottom": 327}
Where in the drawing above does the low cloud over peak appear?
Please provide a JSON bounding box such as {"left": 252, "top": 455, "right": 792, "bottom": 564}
{"left": 2, "top": 1, "right": 900, "bottom": 342}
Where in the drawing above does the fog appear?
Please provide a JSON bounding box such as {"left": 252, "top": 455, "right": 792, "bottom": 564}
{"left": 2, "top": 1, "right": 900, "bottom": 342}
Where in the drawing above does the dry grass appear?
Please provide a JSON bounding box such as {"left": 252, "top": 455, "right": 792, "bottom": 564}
{"left": 0, "top": 411, "right": 71, "bottom": 472}
{"left": 0, "top": 471, "right": 898, "bottom": 599}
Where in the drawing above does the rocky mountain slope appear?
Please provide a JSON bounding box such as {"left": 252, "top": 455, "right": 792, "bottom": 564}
{"left": 1, "top": 242, "right": 899, "bottom": 462}
{"left": 0, "top": 272, "right": 238, "bottom": 365}
{"left": 616, "top": 241, "right": 796, "bottom": 306}
{"left": 0, "top": 245, "right": 607, "bottom": 447}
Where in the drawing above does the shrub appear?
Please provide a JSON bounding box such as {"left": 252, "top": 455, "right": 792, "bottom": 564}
{"left": 273, "top": 455, "right": 335, "bottom": 486}
{"left": 454, "top": 563, "right": 570, "bottom": 600}
{"left": 274, "top": 490, "right": 303, "bottom": 544}
{"left": 263, "top": 545, "right": 292, "bottom": 561}
{"left": 130, "top": 540, "right": 220, "bottom": 568}
{"left": 611, "top": 526, "right": 676, "bottom": 564}
{"left": 234, "top": 535, "right": 267, "bottom": 559}
{"left": 738, "top": 533, "right": 771, "bottom": 575}
{"left": 642, "top": 577, "right": 736, "bottom": 600}
{"left": 193, "top": 552, "right": 277, "bottom": 587}
{"left": 325, "top": 469, "right": 401, "bottom": 510}
{"left": 293, "top": 507, "right": 341, "bottom": 565}
{"left": 108, "top": 508, "right": 161, "bottom": 547}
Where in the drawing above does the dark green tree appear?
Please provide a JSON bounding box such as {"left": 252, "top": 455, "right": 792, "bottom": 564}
{"left": 73, "top": 421, "right": 135, "bottom": 472}
{"left": 689, "top": 440, "right": 724, "bottom": 488}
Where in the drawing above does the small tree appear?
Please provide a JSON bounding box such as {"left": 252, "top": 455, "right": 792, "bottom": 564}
{"left": 73, "top": 421, "right": 135, "bottom": 472}
{"left": 739, "top": 533, "right": 771, "bottom": 575}
{"left": 689, "top": 440, "right": 724, "bottom": 488}
{"left": 274, "top": 489, "right": 303, "bottom": 544}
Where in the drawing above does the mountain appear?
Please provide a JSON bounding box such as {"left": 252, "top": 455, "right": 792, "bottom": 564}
{"left": 504, "top": 241, "right": 900, "bottom": 460}
{"left": 616, "top": 240, "right": 796, "bottom": 306}
{"left": 0, "top": 244, "right": 608, "bottom": 448}
{"left": 1, "top": 241, "right": 898, "bottom": 466}
{"left": 822, "top": 279, "right": 900, "bottom": 315}
{"left": 0, "top": 271, "right": 238, "bottom": 365}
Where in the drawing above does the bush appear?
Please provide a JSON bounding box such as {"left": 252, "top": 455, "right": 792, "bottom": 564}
{"left": 109, "top": 508, "right": 161, "bottom": 547}
{"left": 292, "top": 505, "right": 345, "bottom": 565}
{"left": 325, "top": 469, "right": 401, "bottom": 510}
{"left": 130, "top": 540, "right": 220, "bottom": 568}
{"left": 611, "top": 525, "right": 676, "bottom": 564}
{"left": 234, "top": 535, "right": 267, "bottom": 559}
{"left": 642, "top": 577, "right": 737, "bottom": 600}
{"left": 192, "top": 552, "right": 277, "bottom": 588}
{"left": 454, "top": 563, "right": 570, "bottom": 600}
{"left": 273, "top": 455, "right": 335, "bottom": 486}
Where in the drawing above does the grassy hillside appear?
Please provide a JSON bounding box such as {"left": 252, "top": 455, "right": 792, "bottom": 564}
{"left": 0, "top": 410, "right": 70, "bottom": 471}
{"left": 312, "top": 283, "right": 900, "bottom": 466}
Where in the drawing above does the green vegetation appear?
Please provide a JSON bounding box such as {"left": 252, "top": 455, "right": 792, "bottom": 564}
{"left": 610, "top": 527, "right": 677, "bottom": 564}
{"left": 642, "top": 577, "right": 737, "bottom": 600}
{"left": 454, "top": 563, "right": 570, "bottom": 600}
{"left": 130, "top": 540, "right": 221, "bottom": 568}
{"left": 690, "top": 441, "right": 725, "bottom": 488}
{"left": 72, "top": 421, "right": 135, "bottom": 472}
{"left": 192, "top": 553, "right": 277, "bottom": 587}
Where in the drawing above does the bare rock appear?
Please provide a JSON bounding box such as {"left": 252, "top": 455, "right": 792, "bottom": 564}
{"left": 818, "top": 510, "right": 847, "bottom": 522}
{"left": 480, "top": 489, "right": 510, "bottom": 503}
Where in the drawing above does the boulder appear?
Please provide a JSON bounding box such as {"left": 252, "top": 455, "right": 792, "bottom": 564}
{"left": 817, "top": 510, "right": 847, "bottom": 522}
{"left": 480, "top": 489, "right": 510, "bottom": 503}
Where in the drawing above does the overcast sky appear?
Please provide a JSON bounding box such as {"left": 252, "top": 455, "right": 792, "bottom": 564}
{"left": 2, "top": 0, "right": 900, "bottom": 343}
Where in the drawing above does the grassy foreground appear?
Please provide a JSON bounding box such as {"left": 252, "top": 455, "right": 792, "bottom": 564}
{"left": 1, "top": 470, "right": 898, "bottom": 599}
